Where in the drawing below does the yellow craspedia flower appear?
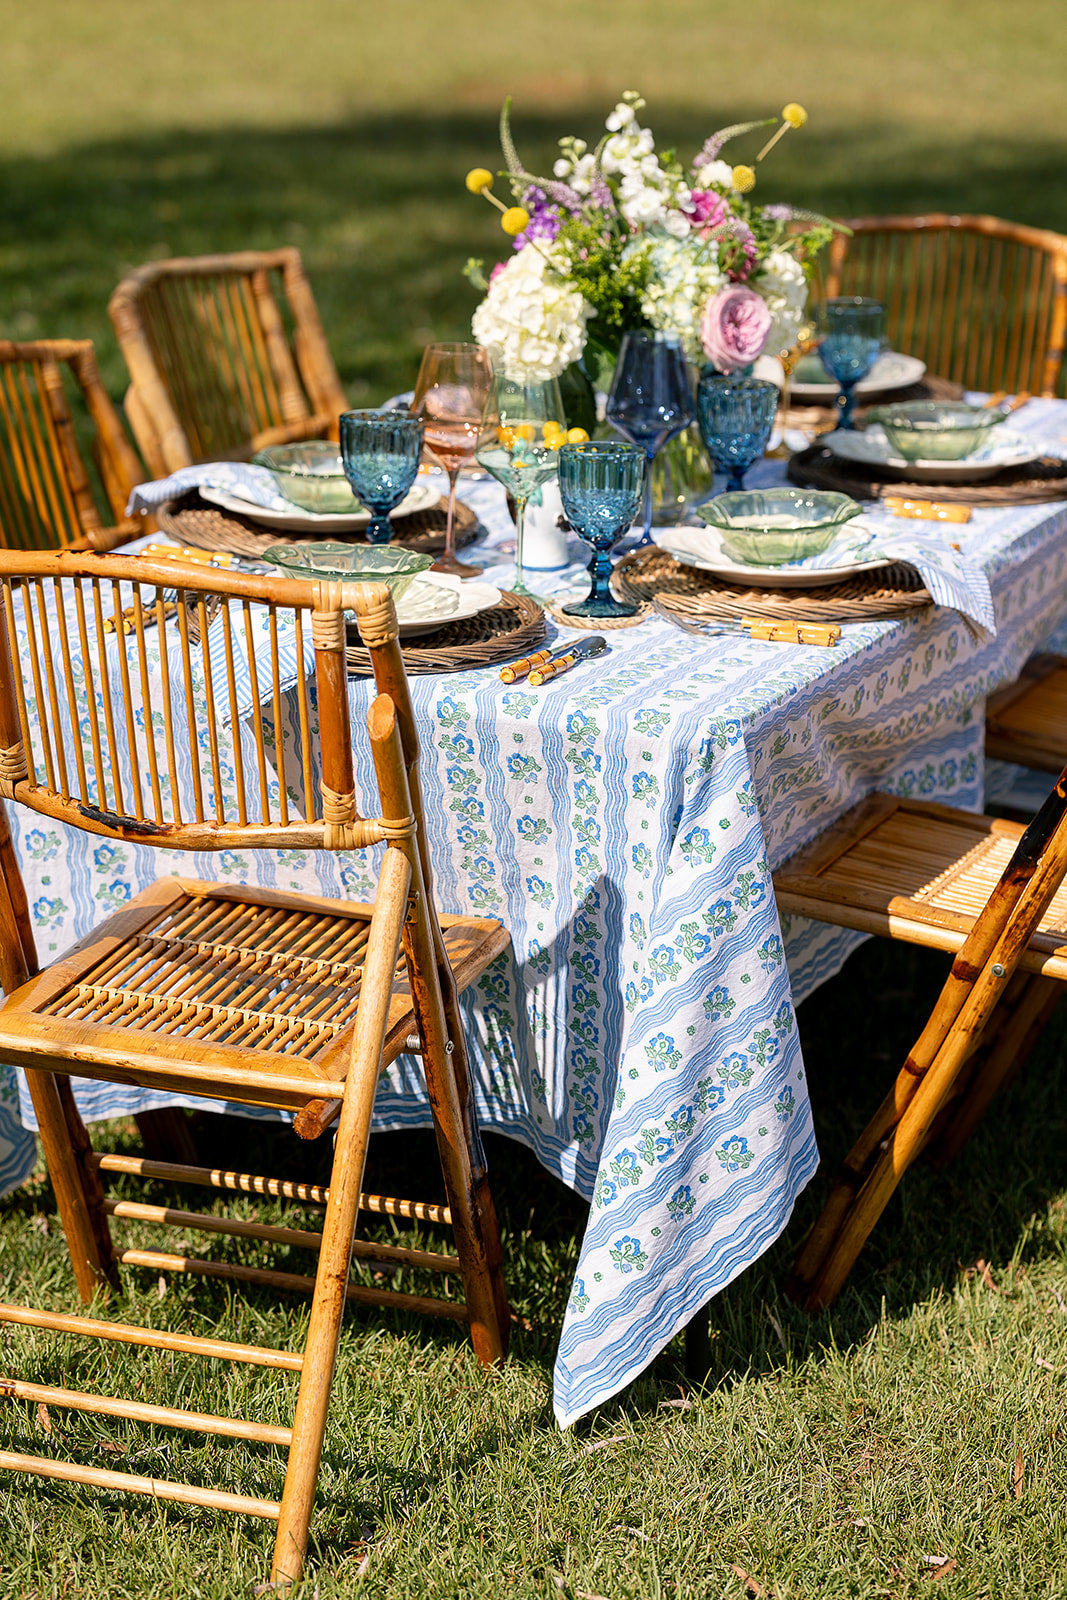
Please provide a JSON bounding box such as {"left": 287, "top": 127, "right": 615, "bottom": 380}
{"left": 465, "top": 168, "right": 494, "bottom": 194}
{"left": 731, "top": 165, "right": 756, "bottom": 194}
{"left": 566, "top": 427, "right": 590, "bottom": 444}
{"left": 501, "top": 206, "right": 530, "bottom": 236}
{"left": 782, "top": 103, "right": 808, "bottom": 129}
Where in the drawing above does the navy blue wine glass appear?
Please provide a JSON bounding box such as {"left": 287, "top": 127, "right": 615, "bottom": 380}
{"left": 558, "top": 441, "right": 645, "bottom": 619}
{"left": 696, "top": 375, "right": 779, "bottom": 492}
{"left": 605, "top": 330, "right": 693, "bottom": 549}
{"left": 339, "top": 409, "right": 424, "bottom": 544}
{"left": 816, "top": 297, "right": 886, "bottom": 430}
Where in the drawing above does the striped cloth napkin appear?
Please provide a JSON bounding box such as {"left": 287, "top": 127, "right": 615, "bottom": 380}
{"left": 126, "top": 462, "right": 297, "bottom": 516}
{"left": 793, "top": 513, "right": 996, "bottom": 635}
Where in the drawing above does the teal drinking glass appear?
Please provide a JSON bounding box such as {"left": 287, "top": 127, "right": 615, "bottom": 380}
{"left": 695, "top": 376, "right": 779, "bottom": 492}
{"left": 339, "top": 409, "right": 424, "bottom": 544}
{"left": 558, "top": 440, "right": 645, "bottom": 619}
{"left": 816, "top": 297, "right": 886, "bottom": 429}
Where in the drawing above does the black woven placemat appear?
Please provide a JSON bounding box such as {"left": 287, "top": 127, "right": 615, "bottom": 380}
{"left": 345, "top": 590, "right": 546, "bottom": 676}
{"left": 153, "top": 489, "right": 482, "bottom": 558}
{"left": 787, "top": 444, "right": 1067, "bottom": 506}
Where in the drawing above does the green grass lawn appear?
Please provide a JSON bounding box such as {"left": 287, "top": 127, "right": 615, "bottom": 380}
{"left": 2, "top": 7, "right": 1067, "bottom": 1593}
{"left": 1, "top": 1, "right": 1065, "bottom": 407}
{"left": 3, "top": 936, "right": 1067, "bottom": 1597}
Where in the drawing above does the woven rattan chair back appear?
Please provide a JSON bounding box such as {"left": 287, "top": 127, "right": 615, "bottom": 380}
{"left": 0, "top": 340, "right": 143, "bottom": 553}
{"left": 823, "top": 214, "right": 1067, "bottom": 397}
{"left": 773, "top": 780, "right": 1067, "bottom": 1311}
{"left": 108, "top": 248, "right": 348, "bottom": 476}
{"left": 0, "top": 554, "right": 509, "bottom": 1585}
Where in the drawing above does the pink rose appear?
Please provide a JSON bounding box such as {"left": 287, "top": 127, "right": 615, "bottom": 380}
{"left": 689, "top": 190, "right": 728, "bottom": 229}
{"left": 700, "top": 286, "right": 772, "bottom": 373}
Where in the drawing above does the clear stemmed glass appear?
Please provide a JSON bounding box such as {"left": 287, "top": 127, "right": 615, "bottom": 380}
{"left": 338, "top": 409, "right": 424, "bottom": 545}
{"left": 558, "top": 441, "right": 645, "bottom": 619}
{"left": 605, "top": 330, "right": 694, "bottom": 549}
{"left": 816, "top": 297, "right": 886, "bottom": 430}
{"left": 696, "top": 376, "right": 780, "bottom": 492}
{"left": 765, "top": 317, "right": 818, "bottom": 460}
{"left": 474, "top": 372, "right": 566, "bottom": 602}
{"left": 411, "top": 341, "right": 492, "bottom": 576}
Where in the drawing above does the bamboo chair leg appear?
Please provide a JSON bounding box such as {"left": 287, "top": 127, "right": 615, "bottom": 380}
{"left": 929, "top": 975, "right": 1062, "bottom": 1169}
{"left": 23, "top": 1070, "right": 114, "bottom": 1302}
{"left": 270, "top": 845, "right": 412, "bottom": 1590}
{"left": 55, "top": 1076, "right": 119, "bottom": 1291}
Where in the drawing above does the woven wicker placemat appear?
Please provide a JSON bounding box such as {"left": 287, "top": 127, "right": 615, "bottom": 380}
{"left": 613, "top": 547, "right": 932, "bottom": 624}
{"left": 787, "top": 443, "right": 1067, "bottom": 506}
{"left": 345, "top": 590, "right": 545, "bottom": 676}
{"left": 153, "top": 490, "right": 481, "bottom": 559}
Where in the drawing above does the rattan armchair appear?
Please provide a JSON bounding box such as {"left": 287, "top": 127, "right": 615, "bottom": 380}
{"left": 108, "top": 248, "right": 349, "bottom": 476}
{"left": 823, "top": 214, "right": 1067, "bottom": 397}
{"left": 0, "top": 555, "right": 509, "bottom": 1586}
{"left": 773, "top": 779, "right": 1067, "bottom": 1310}
{"left": 0, "top": 339, "right": 143, "bottom": 552}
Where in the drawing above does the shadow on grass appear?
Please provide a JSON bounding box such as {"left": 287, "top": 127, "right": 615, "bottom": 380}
{"left": 3, "top": 109, "right": 1066, "bottom": 409}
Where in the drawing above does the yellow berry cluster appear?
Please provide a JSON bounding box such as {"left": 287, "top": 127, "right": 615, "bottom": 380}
{"left": 497, "top": 422, "right": 590, "bottom": 451}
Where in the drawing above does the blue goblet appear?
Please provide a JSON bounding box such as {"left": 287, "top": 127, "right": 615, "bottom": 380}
{"left": 339, "top": 409, "right": 424, "bottom": 544}
{"left": 558, "top": 441, "right": 645, "bottom": 619}
{"left": 816, "top": 297, "right": 886, "bottom": 430}
{"left": 696, "top": 375, "right": 779, "bottom": 492}
{"left": 605, "top": 330, "right": 693, "bottom": 550}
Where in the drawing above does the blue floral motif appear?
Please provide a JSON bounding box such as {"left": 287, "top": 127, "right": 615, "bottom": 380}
{"left": 716, "top": 1134, "right": 755, "bottom": 1172}
{"left": 757, "top": 934, "right": 784, "bottom": 972}
{"left": 525, "top": 875, "right": 554, "bottom": 908}
{"left": 631, "top": 842, "right": 653, "bottom": 878}
{"left": 633, "top": 707, "right": 670, "bottom": 737}
{"left": 703, "top": 898, "right": 739, "bottom": 939}
{"left": 665, "top": 1104, "right": 696, "bottom": 1141}
{"left": 667, "top": 1185, "right": 696, "bottom": 1221}
{"left": 594, "top": 1172, "right": 618, "bottom": 1209}
{"left": 718, "top": 1052, "right": 754, "bottom": 1090}
{"left": 695, "top": 1077, "right": 727, "bottom": 1113}
{"left": 735, "top": 779, "right": 758, "bottom": 816}
{"left": 23, "top": 829, "right": 60, "bottom": 862}
{"left": 609, "top": 1235, "right": 648, "bottom": 1274}
{"left": 32, "top": 896, "right": 67, "bottom": 926}
{"left": 648, "top": 944, "right": 681, "bottom": 983}
{"left": 608, "top": 1148, "right": 643, "bottom": 1188}
{"left": 501, "top": 690, "right": 538, "bottom": 719}
{"left": 573, "top": 778, "right": 598, "bottom": 811}
{"left": 775, "top": 1086, "right": 796, "bottom": 1123}
{"left": 568, "top": 1277, "right": 591, "bottom": 1314}
{"left": 703, "top": 985, "right": 736, "bottom": 1022}
{"left": 508, "top": 753, "right": 542, "bottom": 780}
{"left": 629, "top": 912, "right": 647, "bottom": 945}
{"left": 95, "top": 879, "right": 131, "bottom": 910}
{"left": 632, "top": 772, "right": 660, "bottom": 806}
{"left": 517, "top": 814, "right": 551, "bottom": 843}
{"left": 644, "top": 1031, "right": 682, "bottom": 1073}
{"left": 92, "top": 842, "right": 124, "bottom": 873}
{"left": 679, "top": 826, "right": 716, "bottom": 865}
{"left": 566, "top": 710, "right": 599, "bottom": 743}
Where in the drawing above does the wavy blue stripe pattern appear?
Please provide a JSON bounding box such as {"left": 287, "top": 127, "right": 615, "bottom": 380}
{"left": 3, "top": 403, "right": 1067, "bottom": 1429}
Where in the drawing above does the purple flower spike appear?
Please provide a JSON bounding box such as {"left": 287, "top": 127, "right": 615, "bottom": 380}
{"left": 762, "top": 204, "right": 795, "bottom": 222}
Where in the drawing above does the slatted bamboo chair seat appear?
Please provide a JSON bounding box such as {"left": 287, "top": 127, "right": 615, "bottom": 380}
{"left": 0, "top": 552, "right": 510, "bottom": 1587}
{"left": 0, "top": 339, "right": 144, "bottom": 553}
{"left": 822, "top": 214, "right": 1067, "bottom": 397}
{"left": 775, "top": 793, "right": 1067, "bottom": 972}
{"left": 985, "top": 653, "right": 1067, "bottom": 774}
{"left": 108, "top": 248, "right": 348, "bottom": 477}
{"left": 773, "top": 780, "right": 1067, "bottom": 1311}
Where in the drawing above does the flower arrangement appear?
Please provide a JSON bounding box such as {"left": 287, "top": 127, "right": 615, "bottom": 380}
{"left": 465, "top": 93, "right": 840, "bottom": 385}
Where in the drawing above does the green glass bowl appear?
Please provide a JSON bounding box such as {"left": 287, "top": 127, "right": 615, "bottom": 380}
{"left": 252, "top": 441, "right": 362, "bottom": 514}
{"left": 262, "top": 542, "right": 433, "bottom": 598}
{"left": 696, "top": 488, "right": 863, "bottom": 565}
{"left": 866, "top": 401, "right": 1005, "bottom": 461}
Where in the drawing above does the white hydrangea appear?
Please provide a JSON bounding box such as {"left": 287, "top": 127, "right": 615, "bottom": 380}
{"left": 624, "top": 233, "right": 726, "bottom": 364}
{"left": 694, "top": 159, "right": 733, "bottom": 190}
{"left": 471, "top": 247, "right": 593, "bottom": 381}
{"left": 752, "top": 248, "right": 809, "bottom": 356}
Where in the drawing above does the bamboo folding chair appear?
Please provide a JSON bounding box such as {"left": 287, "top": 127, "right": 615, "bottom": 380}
{"left": 773, "top": 776, "right": 1067, "bottom": 1310}
{"left": 823, "top": 214, "right": 1067, "bottom": 397}
{"left": 985, "top": 654, "right": 1067, "bottom": 775}
{"left": 0, "top": 552, "right": 509, "bottom": 1586}
{"left": 0, "top": 339, "right": 144, "bottom": 553}
{"left": 108, "top": 248, "right": 349, "bottom": 477}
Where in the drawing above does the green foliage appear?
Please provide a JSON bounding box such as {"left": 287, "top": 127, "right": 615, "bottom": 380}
{"left": 554, "top": 218, "right": 653, "bottom": 354}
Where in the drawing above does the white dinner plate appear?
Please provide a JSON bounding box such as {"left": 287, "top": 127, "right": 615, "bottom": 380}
{"left": 200, "top": 480, "right": 440, "bottom": 531}
{"left": 394, "top": 574, "right": 503, "bottom": 638}
{"left": 790, "top": 351, "right": 927, "bottom": 403}
{"left": 823, "top": 424, "right": 1042, "bottom": 483}
{"left": 653, "top": 523, "right": 894, "bottom": 588}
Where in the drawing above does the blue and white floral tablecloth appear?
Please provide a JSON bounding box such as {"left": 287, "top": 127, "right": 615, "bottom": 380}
{"left": 3, "top": 398, "right": 1067, "bottom": 1426}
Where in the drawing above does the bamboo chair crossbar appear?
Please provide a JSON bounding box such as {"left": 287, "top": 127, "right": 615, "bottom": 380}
{"left": 108, "top": 249, "right": 348, "bottom": 476}
{"left": 0, "top": 552, "right": 510, "bottom": 1587}
{"left": 774, "top": 780, "right": 1067, "bottom": 1309}
{"left": 825, "top": 214, "right": 1067, "bottom": 397}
